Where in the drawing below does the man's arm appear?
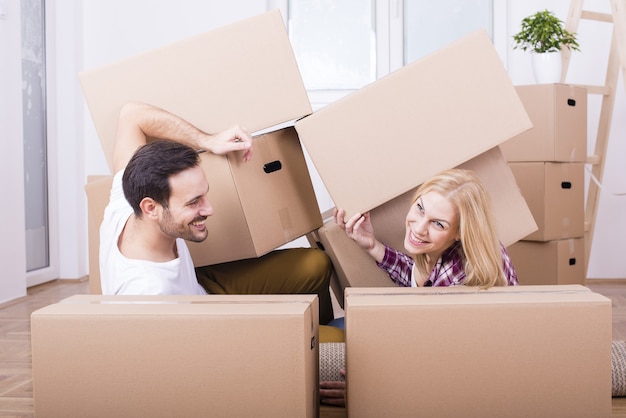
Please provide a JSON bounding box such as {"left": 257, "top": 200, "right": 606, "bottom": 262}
{"left": 112, "top": 102, "right": 253, "bottom": 173}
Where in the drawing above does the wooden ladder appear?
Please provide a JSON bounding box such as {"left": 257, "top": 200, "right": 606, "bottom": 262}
{"left": 560, "top": 0, "right": 626, "bottom": 272}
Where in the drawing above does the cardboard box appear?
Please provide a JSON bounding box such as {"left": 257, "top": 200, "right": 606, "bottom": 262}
{"left": 310, "top": 147, "right": 537, "bottom": 305}
{"left": 509, "top": 162, "right": 584, "bottom": 241}
{"left": 508, "top": 237, "right": 586, "bottom": 285}
{"left": 344, "top": 286, "right": 612, "bottom": 418}
{"left": 80, "top": 11, "right": 311, "bottom": 171}
{"left": 295, "top": 29, "right": 533, "bottom": 220}
{"left": 84, "top": 175, "right": 113, "bottom": 294}
{"left": 500, "top": 84, "right": 587, "bottom": 162}
{"left": 31, "top": 294, "right": 319, "bottom": 418}
{"left": 187, "top": 126, "right": 322, "bottom": 266}
{"left": 79, "top": 11, "right": 322, "bottom": 266}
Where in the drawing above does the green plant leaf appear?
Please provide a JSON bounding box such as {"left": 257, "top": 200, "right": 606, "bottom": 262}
{"left": 512, "top": 9, "right": 580, "bottom": 53}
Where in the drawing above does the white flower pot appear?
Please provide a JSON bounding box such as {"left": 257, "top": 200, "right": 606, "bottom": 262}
{"left": 532, "top": 51, "right": 562, "bottom": 84}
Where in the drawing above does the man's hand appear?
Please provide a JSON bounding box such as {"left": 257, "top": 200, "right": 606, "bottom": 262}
{"left": 202, "top": 125, "right": 253, "bottom": 162}
{"left": 320, "top": 368, "right": 346, "bottom": 407}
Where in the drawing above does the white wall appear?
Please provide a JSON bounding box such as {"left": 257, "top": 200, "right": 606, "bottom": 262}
{"left": 0, "top": 0, "right": 27, "bottom": 304}
{"left": 31, "top": 0, "right": 626, "bottom": 299}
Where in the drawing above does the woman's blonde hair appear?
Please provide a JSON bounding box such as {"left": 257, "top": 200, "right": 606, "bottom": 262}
{"left": 411, "top": 168, "right": 508, "bottom": 287}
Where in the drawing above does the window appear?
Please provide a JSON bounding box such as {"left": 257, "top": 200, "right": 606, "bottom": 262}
{"left": 403, "top": 0, "right": 494, "bottom": 64}
{"left": 21, "top": 0, "right": 49, "bottom": 273}
{"left": 273, "top": 0, "right": 504, "bottom": 106}
{"left": 288, "top": 0, "right": 376, "bottom": 91}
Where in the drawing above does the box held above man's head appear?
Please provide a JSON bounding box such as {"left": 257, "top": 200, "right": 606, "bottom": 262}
{"left": 79, "top": 9, "right": 311, "bottom": 173}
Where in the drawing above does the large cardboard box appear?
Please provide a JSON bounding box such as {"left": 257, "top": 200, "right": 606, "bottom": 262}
{"left": 508, "top": 237, "right": 585, "bottom": 285}
{"left": 79, "top": 10, "right": 322, "bottom": 267}
{"left": 500, "top": 84, "right": 587, "bottom": 162}
{"left": 310, "top": 147, "right": 537, "bottom": 305}
{"left": 295, "top": 29, "right": 533, "bottom": 220}
{"left": 344, "top": 286, "right": 612, "bottom": 418}
{"left": 509, "top": 162, "right": 584, "bottom": 241}
{"left": 31, "top": 294, "right": 319, "bottom": 418}
{"left": 187, "top": 126, "right": 322, "bottom": 266}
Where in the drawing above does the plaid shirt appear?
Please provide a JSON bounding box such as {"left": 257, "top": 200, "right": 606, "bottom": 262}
{"left": 376, "top": 241, "right": 518, "bottom": 287}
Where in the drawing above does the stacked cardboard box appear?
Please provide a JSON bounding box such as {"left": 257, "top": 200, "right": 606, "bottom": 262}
{"left": 501, "top": 84, "right": 588, "bottom": 285}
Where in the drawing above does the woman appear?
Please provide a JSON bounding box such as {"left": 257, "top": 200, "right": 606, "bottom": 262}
{"left": 335, "top": 168, "right": 517, "bottom": 288}
{"left": 320, "top": 169, "right": 518, "bottom": 407}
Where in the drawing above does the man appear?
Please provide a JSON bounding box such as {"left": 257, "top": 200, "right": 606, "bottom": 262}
{"left": 100, "top": 101, "right": 334, "bottom": 324}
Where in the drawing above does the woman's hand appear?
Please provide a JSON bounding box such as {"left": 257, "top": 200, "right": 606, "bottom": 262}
{"left": 334, "top": 208, "right": 376, "bottom": 251}
{"left": 334, "top": 208, "right": 386, "bottom": 263}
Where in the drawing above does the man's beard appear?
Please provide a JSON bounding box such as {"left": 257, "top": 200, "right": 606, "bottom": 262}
{"left": 159, "top": 208, "right": 208, "bottom": 243}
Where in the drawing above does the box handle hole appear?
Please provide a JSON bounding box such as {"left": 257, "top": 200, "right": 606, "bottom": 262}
{"left": 263, "top": 160, "right": 282, "bottom": 173}
{"left": 561, "top": 181, "right": 572, "bottom": 189}
{"left": 567, "top": 98, "right": 576, "bottom": 106}
{"left": 569, "top": 258, "right": 576, "bottom": 266}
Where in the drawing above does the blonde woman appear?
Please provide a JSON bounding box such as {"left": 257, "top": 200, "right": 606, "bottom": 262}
{"left": 335, "top": 168, "right": 518, "bottom": 289}
{"left": 320, "top": 169, "right": 518, "bottom": 407}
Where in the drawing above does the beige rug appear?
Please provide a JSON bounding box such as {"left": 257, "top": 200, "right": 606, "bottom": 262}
{"left": 320, "top": 342, "right": 345, "bottom": 382}
{"left": 321, "top": 340, "right": 626, "bottom": 397}
{"left": 613, "top": 340, "right": 626, "bottom": 396}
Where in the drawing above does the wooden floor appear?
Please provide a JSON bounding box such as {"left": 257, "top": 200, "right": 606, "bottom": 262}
{"left": 2, "top": 279, "right": 626, "bottom": 417}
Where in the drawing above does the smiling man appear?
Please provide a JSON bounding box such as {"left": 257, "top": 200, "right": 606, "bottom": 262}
{"left": 99, "top": 102, "right": 334, "bottom": 324}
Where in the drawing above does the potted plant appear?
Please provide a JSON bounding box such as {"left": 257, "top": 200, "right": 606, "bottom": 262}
{"left": 512, "top": 9, "right": 580, "bottom": 83}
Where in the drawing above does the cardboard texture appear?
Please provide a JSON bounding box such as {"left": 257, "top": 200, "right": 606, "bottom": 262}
{"left": 311, "top": 147, "right": 537, "bottom": 305}
{"left": 344, "top": 286, "right": 612, "bottom": 418}
{"left": 501, "top": 84, "right": 587, "bottom": 162}
{"left": 295, "top": 29, "right": 533, "bottom": 220}
{"left": 508, "top": 237, "right": 585, "bottom": 285}
{"left": 509, "top": 162, "right": 584, "bottom": 241}
{"left": 31, "top": 294, "right": 319, "bottom": 418}
{"left": 79, "top": 11, "right": 322, "bottom": 267}
{"left": 84, "top": 176, "right": 113, "bottom": 294}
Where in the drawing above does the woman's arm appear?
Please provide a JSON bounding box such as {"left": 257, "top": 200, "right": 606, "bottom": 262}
{"left": 376, "top": 245, "right": 414, "bottom": 287}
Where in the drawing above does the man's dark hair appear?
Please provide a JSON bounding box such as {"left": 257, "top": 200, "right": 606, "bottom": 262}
{"left": 122, "top": 140, "right": 201, "bottom": 217}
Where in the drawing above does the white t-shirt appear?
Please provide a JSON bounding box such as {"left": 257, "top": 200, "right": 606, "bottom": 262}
{"left": 99, "top": 170, "right": 207, "bottom": 296}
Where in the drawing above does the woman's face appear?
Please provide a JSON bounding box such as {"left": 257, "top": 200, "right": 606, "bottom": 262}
{"left": 404, "top": 191, "right": 460, "bottom": 260}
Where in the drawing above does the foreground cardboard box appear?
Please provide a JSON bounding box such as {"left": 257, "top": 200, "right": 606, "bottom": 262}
{"left": 344, "top": 286, "right": 611, "bottom": 418}
{"left": 508, "top": 237, "right": 586, "bottom": 285}
{"left": 79, "top": 10, "right": 322, "bottom": 267}
{"left": 295, "top": 29, "right": 532, "bottom": 219}
{"left": 500, "top": 84, "right": 587, "bottom": 162}
{"left": 31, "top": 294, "right": 319, "bottom": 418}
{"left": 310, "top": 147, "right": 537, "bottom": 305}
{"left": 509, "top": 162, "right": 584, "bottom": 241}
